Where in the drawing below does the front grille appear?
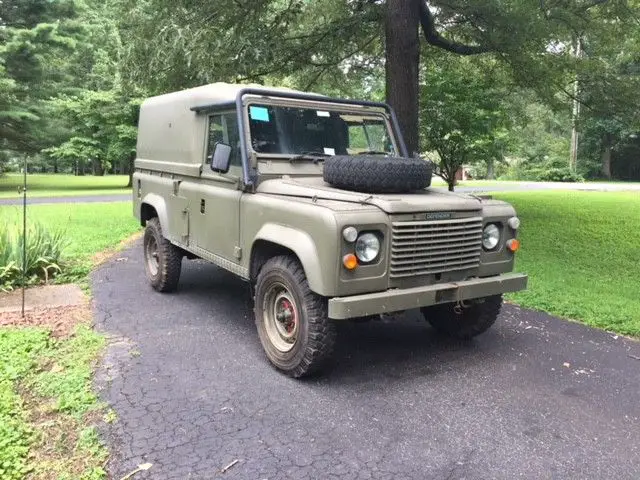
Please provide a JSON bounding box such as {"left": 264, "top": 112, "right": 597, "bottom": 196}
{"left": 390, "top": 216, "right": 483, "bottom": 278}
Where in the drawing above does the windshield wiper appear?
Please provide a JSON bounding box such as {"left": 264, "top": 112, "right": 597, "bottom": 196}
{"left": 289, "top": 151, "right": 331, "bottom": 164}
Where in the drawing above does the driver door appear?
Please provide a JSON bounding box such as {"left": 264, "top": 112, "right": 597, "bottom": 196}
{"left": 183, "top": 111, "right": 243, "bottom": 263}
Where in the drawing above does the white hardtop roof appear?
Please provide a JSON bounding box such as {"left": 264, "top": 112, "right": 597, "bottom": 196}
{"left": 142, "top": 82, "right": 318, "bottom": 111}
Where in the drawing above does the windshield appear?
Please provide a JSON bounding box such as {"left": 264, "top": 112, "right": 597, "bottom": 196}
{"left": 247, "top": 104, "right": 396, "bottom": 157}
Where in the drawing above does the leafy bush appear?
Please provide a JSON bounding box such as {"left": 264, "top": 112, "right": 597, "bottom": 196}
{"left": 0, "top": 221, "right": 67, "bottom": 291}
{"left": 534, "top": 167, "right": 584, "bottom": 182}
{"left": 499, "top": 157, "right": 584, "bottom": 183}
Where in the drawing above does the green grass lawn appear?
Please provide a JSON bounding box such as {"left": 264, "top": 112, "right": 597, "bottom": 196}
{"left": 0, "top": 326, "right": 108, "bottom": 480}
{"left": 0, "top": 174, "right": 132, "bottom": 199}
{"left": 494, "top": 191, "right": 640, "bottom": 336}
{"left": 0, "top": 202, "right": 138, "bottom": 478}
{"left": 0, "top": 202, "right": 140, "bottom": 282}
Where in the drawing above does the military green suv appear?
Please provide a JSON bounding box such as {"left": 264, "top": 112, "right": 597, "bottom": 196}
{"left": 133, "top": 83, "right": 527, "bottom": 377}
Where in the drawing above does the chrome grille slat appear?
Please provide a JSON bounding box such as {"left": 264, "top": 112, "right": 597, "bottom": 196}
{"left": 390, "top": 216, "right": 483, "bottom": 279}
{"left": 391, "top": 259, "right": 479, "bottom": 273}
{"left": 391, "top": 250, "right": 481, "bottom": 266}
{"left": 392, "top": 239, "right": 482, "bottom": 253}
{"left": 393, "top": 233, "right": 482, "bottom": 246}
{"left": 390, "top": 262, "right": 479, "bottom": 278}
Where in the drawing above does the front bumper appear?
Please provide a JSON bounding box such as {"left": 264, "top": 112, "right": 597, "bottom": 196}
{"left": 327, "top": 273, "right": 528, "bottom": 320}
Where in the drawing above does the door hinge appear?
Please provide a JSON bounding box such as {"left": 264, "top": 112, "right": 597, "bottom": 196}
{"left": 234, "top": 247, "right": 242, "bottom": 260}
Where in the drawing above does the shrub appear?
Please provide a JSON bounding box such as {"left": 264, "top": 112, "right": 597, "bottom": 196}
{"left": 499, "top": 157, "right": 585, "bottom": 183}
{"left": 535, "top": 167, "right": 585, "bottom": 183}
{"left": 0, "top": 222, "right": 67, "bottom": 291}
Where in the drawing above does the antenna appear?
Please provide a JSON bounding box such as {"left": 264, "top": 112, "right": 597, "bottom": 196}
{"left": 21, "top": 156, "right": 27, "bottom": 317}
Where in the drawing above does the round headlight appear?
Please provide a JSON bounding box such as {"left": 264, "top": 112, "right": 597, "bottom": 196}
{"left": 482, "top": 224, "right": 500, "bottom": 250}
{"left": 342, "top": 226, "right": 358, "bottom": 242}
{"left": 355, "top": 233, "right": 380, "bottom": 263}
{"left": 508, "top": 216, "right": 520, "bottom": 230}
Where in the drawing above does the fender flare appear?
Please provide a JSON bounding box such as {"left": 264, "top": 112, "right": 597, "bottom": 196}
{"left": 252, "top": 223, "right": 328, "bottom": 296}
{"left": 140, "top": 193, "right": 170, "bottom": 234}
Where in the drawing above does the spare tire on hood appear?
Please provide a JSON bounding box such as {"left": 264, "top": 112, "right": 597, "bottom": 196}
{"left": 323, "top": 155, "right": 432, "bottom": 194}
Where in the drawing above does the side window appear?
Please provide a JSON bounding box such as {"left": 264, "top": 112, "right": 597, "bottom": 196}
{"left": 363, "top": 122, "right": 391, "bottom": 153}
{"left": 207, "top": 112, "right": 241, "bottom": 171}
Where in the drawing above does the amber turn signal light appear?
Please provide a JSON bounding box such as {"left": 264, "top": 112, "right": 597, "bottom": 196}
{"left": 343, "top": 253, "right": 358, "bottom": 270}
{"left": 506, "top": 239, "right": 520, "bottom": 252}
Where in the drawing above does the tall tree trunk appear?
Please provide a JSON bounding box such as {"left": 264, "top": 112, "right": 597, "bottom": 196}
{"left": 486, "top": 158, "right": 495, "bottom": 179}
{"left": 601, "top": 139, "right": 612, "bottom": 179}
{"left": 385, "top": 0, "right": 420, "bottom": 157}
{"left": 126, "top": 154, "right": 134, "bottom": 188}
{"left": 92, "top": 158, "right": 105, "bottom": 176}
{"left": 569, "top": 36, "right": 582, "bottom": 173}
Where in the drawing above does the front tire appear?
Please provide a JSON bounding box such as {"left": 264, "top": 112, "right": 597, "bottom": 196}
{"left": 143, "top": 217, "right": 182, "bottom": 292}
{"left": 254, "top": 255, "right": 336, "bottom": 377}
{"left": 421, "top": 295, "right": 503, "bottom": 339}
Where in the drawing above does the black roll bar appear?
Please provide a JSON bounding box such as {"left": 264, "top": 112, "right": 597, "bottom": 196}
{"left": 193, "top": 87, "right": 409, "bottom": 188}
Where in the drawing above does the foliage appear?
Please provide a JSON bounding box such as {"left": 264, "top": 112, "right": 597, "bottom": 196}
{"left": 1, "top": 0, "right": 639, "bottom": 181}
{"left": 0, "top": 221, "right": 67, "bottom": 291}
{"left": 420, "top": 55, "right": 515, "bottom": 190}
{"left": 0, "top": 202, "right": 140, "bottom": 283}
{"left": 0, "top": 325, "right": 108, "bottom": 480}
{"left": 0, "top": 0, "right": 142, "bottom": 178}
{"left": 0, "top": 328, "right": 49, "bottom": 480}
{"left": 534, "top": 167, "right": 584, "bottom": 183}
{"left": 44, "top": 90, "right": 142, "bottom": 176}
{"left": 0, "top": 0, "right": 82, "bottom": 156}
{"left": 31, "top": 326, "right": 106, "bottom": 416}
{"left": 496, "top": 191, "right": 640, "bottom": 336}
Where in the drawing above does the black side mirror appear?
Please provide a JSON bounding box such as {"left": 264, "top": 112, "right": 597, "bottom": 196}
{"left": 210, "top": 142, "right": 232, "bottom": 173}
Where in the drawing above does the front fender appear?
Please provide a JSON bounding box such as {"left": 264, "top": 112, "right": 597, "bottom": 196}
{"left": 253, "top": 223, "right": 331, "bottom": 296}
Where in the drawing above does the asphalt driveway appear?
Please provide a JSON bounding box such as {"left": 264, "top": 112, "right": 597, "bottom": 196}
{"left": 93, "top": 241, "right": 640, "bottom": 480}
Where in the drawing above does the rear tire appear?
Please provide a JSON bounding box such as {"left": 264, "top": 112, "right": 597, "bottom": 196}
{"left": 143, "top": 217, "right": 182, "bottom": 292}
{"left": 421, "top": 295, "right": 502, "bottom": 339}
{"left": 254, "top": 255, "right": 336, "bottom": 377}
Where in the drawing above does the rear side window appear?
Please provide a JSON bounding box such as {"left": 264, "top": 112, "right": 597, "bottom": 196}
{"left": 207, "top": 112, "right": 241, "bottom": 168}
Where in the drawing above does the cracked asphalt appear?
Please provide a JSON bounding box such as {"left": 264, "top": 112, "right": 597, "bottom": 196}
{"left": 93, "top": 240, "right": 640, "bottom": 480}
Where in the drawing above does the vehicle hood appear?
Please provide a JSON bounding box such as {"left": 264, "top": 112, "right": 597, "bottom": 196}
{"left": 256, "top": 177, "right": 482, "bottom": 213}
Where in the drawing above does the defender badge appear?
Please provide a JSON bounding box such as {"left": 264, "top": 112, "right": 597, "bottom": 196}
{"left": 425, "top": 212, "right": 453, "bottom": 220}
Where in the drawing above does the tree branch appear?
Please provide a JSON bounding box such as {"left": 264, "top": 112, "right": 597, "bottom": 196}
{"left": 419, "top": 1, "right": 491, "bottom": 55}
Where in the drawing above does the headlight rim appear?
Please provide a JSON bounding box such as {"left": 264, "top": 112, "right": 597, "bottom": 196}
{"left": 355, "top": 232, "right": 381, "bottom": 263}
{"left": 482, "top": 223, "right": 501, "bottom": 251}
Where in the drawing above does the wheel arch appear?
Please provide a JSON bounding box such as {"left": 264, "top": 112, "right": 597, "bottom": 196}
{"left": 250, "top": 225, "right": 329, "bottom": 296}
{"left": 139, "top": 193, "right": 169, "bottom": 233}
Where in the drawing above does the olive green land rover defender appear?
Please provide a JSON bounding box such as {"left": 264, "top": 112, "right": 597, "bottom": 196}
{"left": 133, "top": 83, "right": 527, "bottom": 377}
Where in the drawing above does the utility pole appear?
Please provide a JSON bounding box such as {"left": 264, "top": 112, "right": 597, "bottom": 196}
{"left": 569, "top": 36, "right": 582, "bottom": 173}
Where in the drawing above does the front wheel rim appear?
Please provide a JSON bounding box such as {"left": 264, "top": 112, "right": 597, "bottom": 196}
{"left": 145, "top": 235, "right": 159, "bottom": 276}
{"left": 263, "top": 282, "right": 299, "bottom": 353}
